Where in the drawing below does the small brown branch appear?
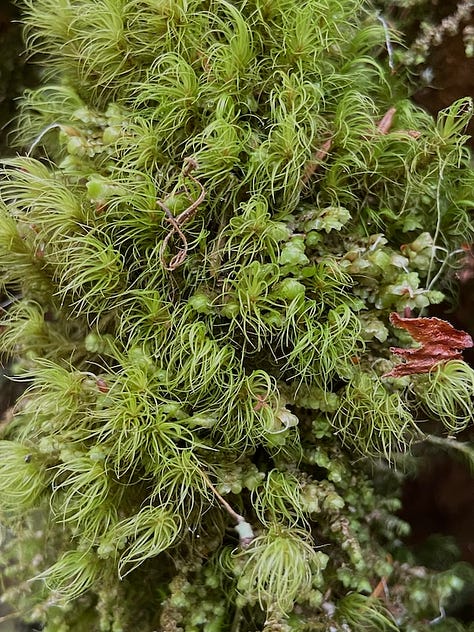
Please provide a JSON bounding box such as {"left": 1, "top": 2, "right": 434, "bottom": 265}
{"left": 158, "top": 202, "right": 190, "bottom": 270}
{"left": 159, "top": 158, "right": 206, "bottom": 271}
{"left": 410, "top": 0, "right": 473, "bottom": 57}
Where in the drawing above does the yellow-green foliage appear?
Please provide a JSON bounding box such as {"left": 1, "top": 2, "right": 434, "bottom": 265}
{"left": 0, "top": 1, "right": 473, "bottom": 630}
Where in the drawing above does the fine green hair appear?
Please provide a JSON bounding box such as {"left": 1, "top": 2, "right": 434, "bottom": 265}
{"left": 414, "top": 360, "right": 474, "bottom": 433}
{"left": 236, "top": 525, "right": 324, "bottom": 614}
{"left": 0, "top": 0, "right": 473, "bottom": 630}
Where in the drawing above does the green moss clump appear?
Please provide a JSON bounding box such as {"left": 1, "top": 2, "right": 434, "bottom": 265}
{"left": 0, "top": 1, "right": 473, "bottom": 630}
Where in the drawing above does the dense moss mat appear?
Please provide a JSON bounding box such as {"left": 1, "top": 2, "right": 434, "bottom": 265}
{"left": 0, "top": 1, "right": 474, "bottom": 630}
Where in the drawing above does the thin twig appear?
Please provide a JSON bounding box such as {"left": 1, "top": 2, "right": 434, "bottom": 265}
{"left": 202, "top": 472, "right": 255, "bottom": 548}
{"left": 159, "top": 158, "right": 206, "bottom": 271}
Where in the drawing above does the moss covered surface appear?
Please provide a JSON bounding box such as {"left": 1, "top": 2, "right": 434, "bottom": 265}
{"left": 0, "top": 1, "right": 473, "bottom": 630}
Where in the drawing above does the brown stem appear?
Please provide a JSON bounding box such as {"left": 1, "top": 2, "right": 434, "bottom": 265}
{"left": 158, "top": 158, "right": 206, "bottom": 271}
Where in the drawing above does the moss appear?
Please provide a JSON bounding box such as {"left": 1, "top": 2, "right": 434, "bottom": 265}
{"left": 0, "top": 0, "right": 473, "bottom": 630}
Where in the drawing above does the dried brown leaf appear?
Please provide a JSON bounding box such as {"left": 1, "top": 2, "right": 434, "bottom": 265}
{"left": 376, "top": 107, "right": 397, "bottom": 134}
{"left": 385, "top": 312, "right": 473, "bottom": 377}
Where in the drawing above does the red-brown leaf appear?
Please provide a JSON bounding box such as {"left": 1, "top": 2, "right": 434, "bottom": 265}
{"left": 376, "top": 107, "right": 397, "bottom": 134}
{"left": 384, "top": 312, "right": 473, "bottom": 377}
